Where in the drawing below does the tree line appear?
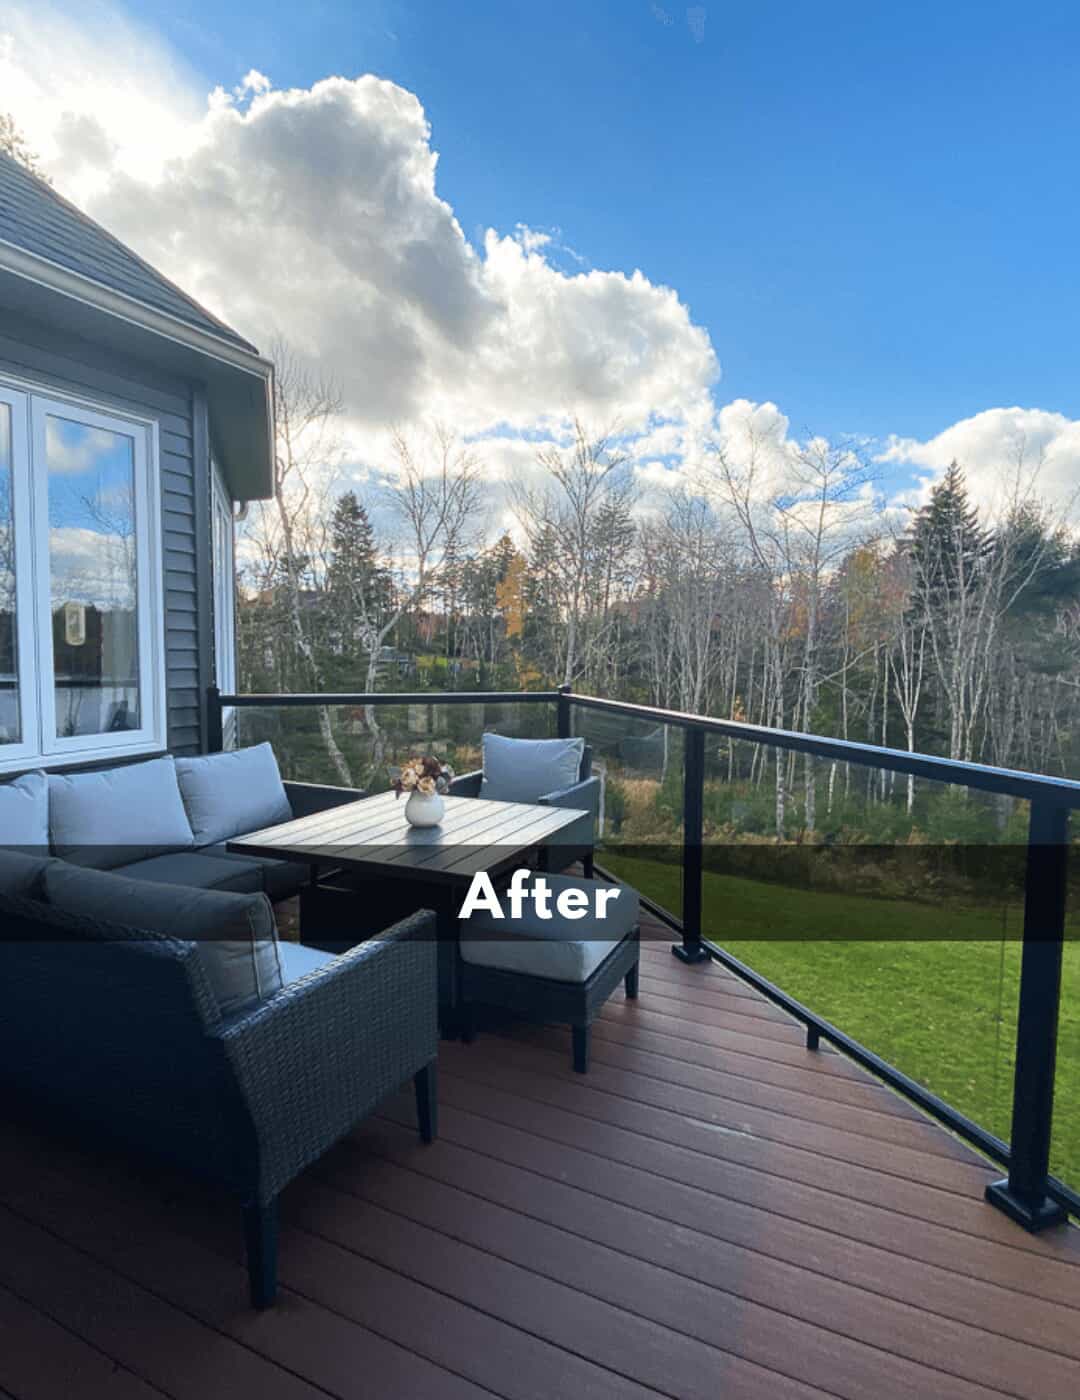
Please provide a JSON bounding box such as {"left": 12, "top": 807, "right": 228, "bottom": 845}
{"left": 238, "top": 346, "right": 1080, "bottom": 833}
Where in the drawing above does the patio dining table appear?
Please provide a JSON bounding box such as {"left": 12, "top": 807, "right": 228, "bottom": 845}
{"left": 227, "top": 789, "right": 589, "bottom": 1030}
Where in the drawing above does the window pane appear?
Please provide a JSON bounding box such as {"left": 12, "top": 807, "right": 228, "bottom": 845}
{"left": 0, "top": 403, "right": 18, "bottom": 745}
{"left": 45, "top": 414, "right": 141, "bottom": 738}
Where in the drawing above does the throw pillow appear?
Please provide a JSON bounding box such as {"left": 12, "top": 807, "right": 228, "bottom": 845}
{"left": 43, "top": 861, "right": 283, "bottom": 1017}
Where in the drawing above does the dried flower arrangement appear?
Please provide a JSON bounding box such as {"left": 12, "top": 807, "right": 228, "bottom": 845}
{"left": 391, "top": 754, "right": 455, "bottom": 799}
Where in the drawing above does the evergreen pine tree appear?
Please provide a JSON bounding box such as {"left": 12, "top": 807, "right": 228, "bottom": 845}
{"left": 326, "top": 491, "right": 389, "bottom": 659}
{"left": 328, "top": 492, "right": 377, "bottom": 588}
{"left": 907, "top": 460, "right": 987, "bottom": 604}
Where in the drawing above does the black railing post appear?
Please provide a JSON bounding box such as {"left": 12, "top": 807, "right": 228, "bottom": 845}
{"left": 206, "top": 684, "right": 224, "bottom": 754}
{"left": 986, "top": 800, "right": 1069, "bottom": 1232}
{"left": 556, "top": 684, "right": 572, "bottom": 740}
{"left": 673, "top": 726, "right": 710, "bottom": 964}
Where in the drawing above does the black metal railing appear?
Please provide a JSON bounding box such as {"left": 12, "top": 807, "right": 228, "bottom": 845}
{"left": 208, "top": 682, "right": 1078, "bottom": 1232}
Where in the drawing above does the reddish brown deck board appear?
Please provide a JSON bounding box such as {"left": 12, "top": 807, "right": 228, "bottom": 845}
{"left": 1, "top": 906, "right": 1077, "bottom": 1400}
{"left": 0, "top": 1138, "right": 517, "bottom": 1400}
{"left": 0, "top": 1209, "right": 324, "bottom": 1400}
{"left": 435, "top": 1044, "right": 999, "bottom": 1202}
{"left": 0, "top": 1284, "right": 164, "bottom": 1400}
{"left": 461, "top": 1025, "right": 984, "bottom": 1162}
{"left": 430, "top": 1066, "right": 1080, "bottom": 1304}
{"left": 286, "top": 1180, "right": 828, "bottom": 1400}
{"left": 500, "top": 1021, "right": 960, "bottom": 1149}
{"left": 312, "top": 1138, "right": 1075, "bottom": 1400}
{"left": 369, "top": 1097, "right": 1080, "bottom": 1360}
{"left": 632, "top": 977, "right": 812, "bottom": 1025}
{"left": 584, "top": 1012, "right": 935, "bottom": 1118}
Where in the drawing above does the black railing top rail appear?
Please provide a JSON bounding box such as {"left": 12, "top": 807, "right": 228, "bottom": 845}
{"left": 566, "top": 691, "right": 1080, "bottom": 809}
{"left": 213, "top": 689, "right": 561, "bottom": 708}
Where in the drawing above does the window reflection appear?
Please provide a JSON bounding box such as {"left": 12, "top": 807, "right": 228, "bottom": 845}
{"left": 45, "top": 415, "right": 141, "bottom": 738}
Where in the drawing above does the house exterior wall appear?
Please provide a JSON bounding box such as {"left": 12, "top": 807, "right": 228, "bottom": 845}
{"left": 0, "top": 307, "right": 214, "bottom": 757}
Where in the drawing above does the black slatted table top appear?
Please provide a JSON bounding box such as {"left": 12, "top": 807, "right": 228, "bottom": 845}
{"left": 226, "top": 790, "right": 588, "bottom": 885}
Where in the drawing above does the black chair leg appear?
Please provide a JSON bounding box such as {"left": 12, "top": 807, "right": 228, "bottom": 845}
{"left": 414, "top": 1060, "right": 438, "bottom": 1142}
{"left": 572, "top": 1024, "right": 590, "bottom": 1074}
{"left": 624, "top": 960, "right": 639, "bottom": 999}
{"left": 242, "top": 1198, "right": 278, "bottom": 1310}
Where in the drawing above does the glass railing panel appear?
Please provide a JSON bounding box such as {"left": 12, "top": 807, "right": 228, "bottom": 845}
{"left": 569, "top": 702, "right": 684, "bottom": 923}
{"left": 1051, "top": 820, "right": 1079, "bottom": 1195}
{"left": 234, "top": 698, "right": 555, "bottom": 792}
{"left": 701, "top": 734, "right": 1024, "bottom": 1153}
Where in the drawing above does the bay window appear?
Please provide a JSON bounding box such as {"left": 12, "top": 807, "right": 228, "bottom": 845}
{"left": 0, "top": 379, "right": 164, "bottom": 771}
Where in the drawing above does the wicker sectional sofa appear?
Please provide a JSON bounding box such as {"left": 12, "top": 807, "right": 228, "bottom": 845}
{"left": 0, "top": 746, "right": 366, "bottom": 900}
{"left": 0, "top": 750, "right": 440, "bottom": 1308}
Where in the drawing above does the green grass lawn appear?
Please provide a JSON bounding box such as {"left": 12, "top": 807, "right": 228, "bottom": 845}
{"left": 602, "top": 852, "right": 1080, "bottom": 1194}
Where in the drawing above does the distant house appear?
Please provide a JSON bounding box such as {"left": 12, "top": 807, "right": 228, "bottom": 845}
{"left": 0, "top": 151, "right": 273, "bottom": 771}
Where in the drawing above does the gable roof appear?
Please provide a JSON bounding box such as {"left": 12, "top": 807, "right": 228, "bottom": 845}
{"left": 0, "top": 151, "right": 257, "bottom": 352}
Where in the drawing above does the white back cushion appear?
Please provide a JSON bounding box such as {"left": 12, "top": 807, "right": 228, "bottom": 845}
{"left": 43, "top": 861, "right": 284, "bottom": 1017}
{"left": 479, "top": 734, "right": 585, "bottom": 804}
{"left": 175, "top": 743, "right": 292, "bottom": 847}
{"left": 0, "top": 771, "right": 49, "bottom": 850}
{"left": 49, "top": 757, "right": 194, "bottom": 868}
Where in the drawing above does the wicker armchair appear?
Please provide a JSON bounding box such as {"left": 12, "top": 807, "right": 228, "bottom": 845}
{"left": 0, "top": 895, "right": 438, "bottom": 1308}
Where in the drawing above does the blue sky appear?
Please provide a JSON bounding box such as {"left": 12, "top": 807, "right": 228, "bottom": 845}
{"left": 6, "top": 0, "right": 1079, "bottom": 510}
{"left": 120, "top": 0, "right": 1080, "bottom": 453}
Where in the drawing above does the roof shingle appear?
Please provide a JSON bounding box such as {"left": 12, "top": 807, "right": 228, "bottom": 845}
{"left": 0, "top": 151, "right": 257, "bottom": 353}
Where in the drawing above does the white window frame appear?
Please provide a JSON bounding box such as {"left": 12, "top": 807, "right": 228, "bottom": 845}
{"left": 211, "top": 458, "right": 236, "bottom": 695}
{"left": 211, "top": 457, "right": 238, "bottom": 749}
{"left": 0, "top": 384, "right": 38, "bottom": 766}
{"left": 0, "top": 376, "right": 166, "bottom": 773}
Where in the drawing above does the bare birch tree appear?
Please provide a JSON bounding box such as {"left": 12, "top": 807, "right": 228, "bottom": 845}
{"left": 512, "top": 420, "right": 633, "bottom": 688}
{"left": 241, "top": 339, "right": 352, "bottom": 782}
{"left": 778, "top": 437, "right": 877, "bottom": 831}
{"left": 702, "top": 412, "right": 799, "bottom": 838}
{"left": 353, "top": 423, "right": 485, "bottom": 767}
{"left": 640, "top": 489, "right": 734, "bottom": 714}
{"left": 886, "top": 547, "right": 928, "bottom": 811}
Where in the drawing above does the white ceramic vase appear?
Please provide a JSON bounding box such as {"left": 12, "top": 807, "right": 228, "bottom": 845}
{"left": 404, "top": 790, "right": 445, "bottom": 827}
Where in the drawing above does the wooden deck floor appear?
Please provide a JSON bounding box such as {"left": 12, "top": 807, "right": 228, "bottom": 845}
{"left": 2, "top": 913, "right": 1079, "bottom": 1400}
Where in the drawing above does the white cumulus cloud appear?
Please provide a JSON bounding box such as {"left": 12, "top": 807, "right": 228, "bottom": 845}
{"left": 2, "top": 2, "right": 1075, "bottom": 522}
{"left": 879, "top": 407, "right": 1080, "bottom": 518}
{"left": 0, "top": 4, "right": 719, "bottom": 483}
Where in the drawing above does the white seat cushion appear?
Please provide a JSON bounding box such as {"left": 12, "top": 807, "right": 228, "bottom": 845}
{"left": 460, "top": 873, "right": 638, "bottom": 984}
{"left": 278, "top": 940, "right": 336, "bottom": 984}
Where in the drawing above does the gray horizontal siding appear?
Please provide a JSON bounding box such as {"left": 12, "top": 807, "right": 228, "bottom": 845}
{"left": 0, "top": 308, "right": 209, "bottom": 757}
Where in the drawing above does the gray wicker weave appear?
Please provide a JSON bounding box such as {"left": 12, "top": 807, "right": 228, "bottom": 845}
{"left": 0, "top": 894, "right": 438, "bottom": 1309}
{"left": 223, "top": 914, "right": 438, "bottom": 1206}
